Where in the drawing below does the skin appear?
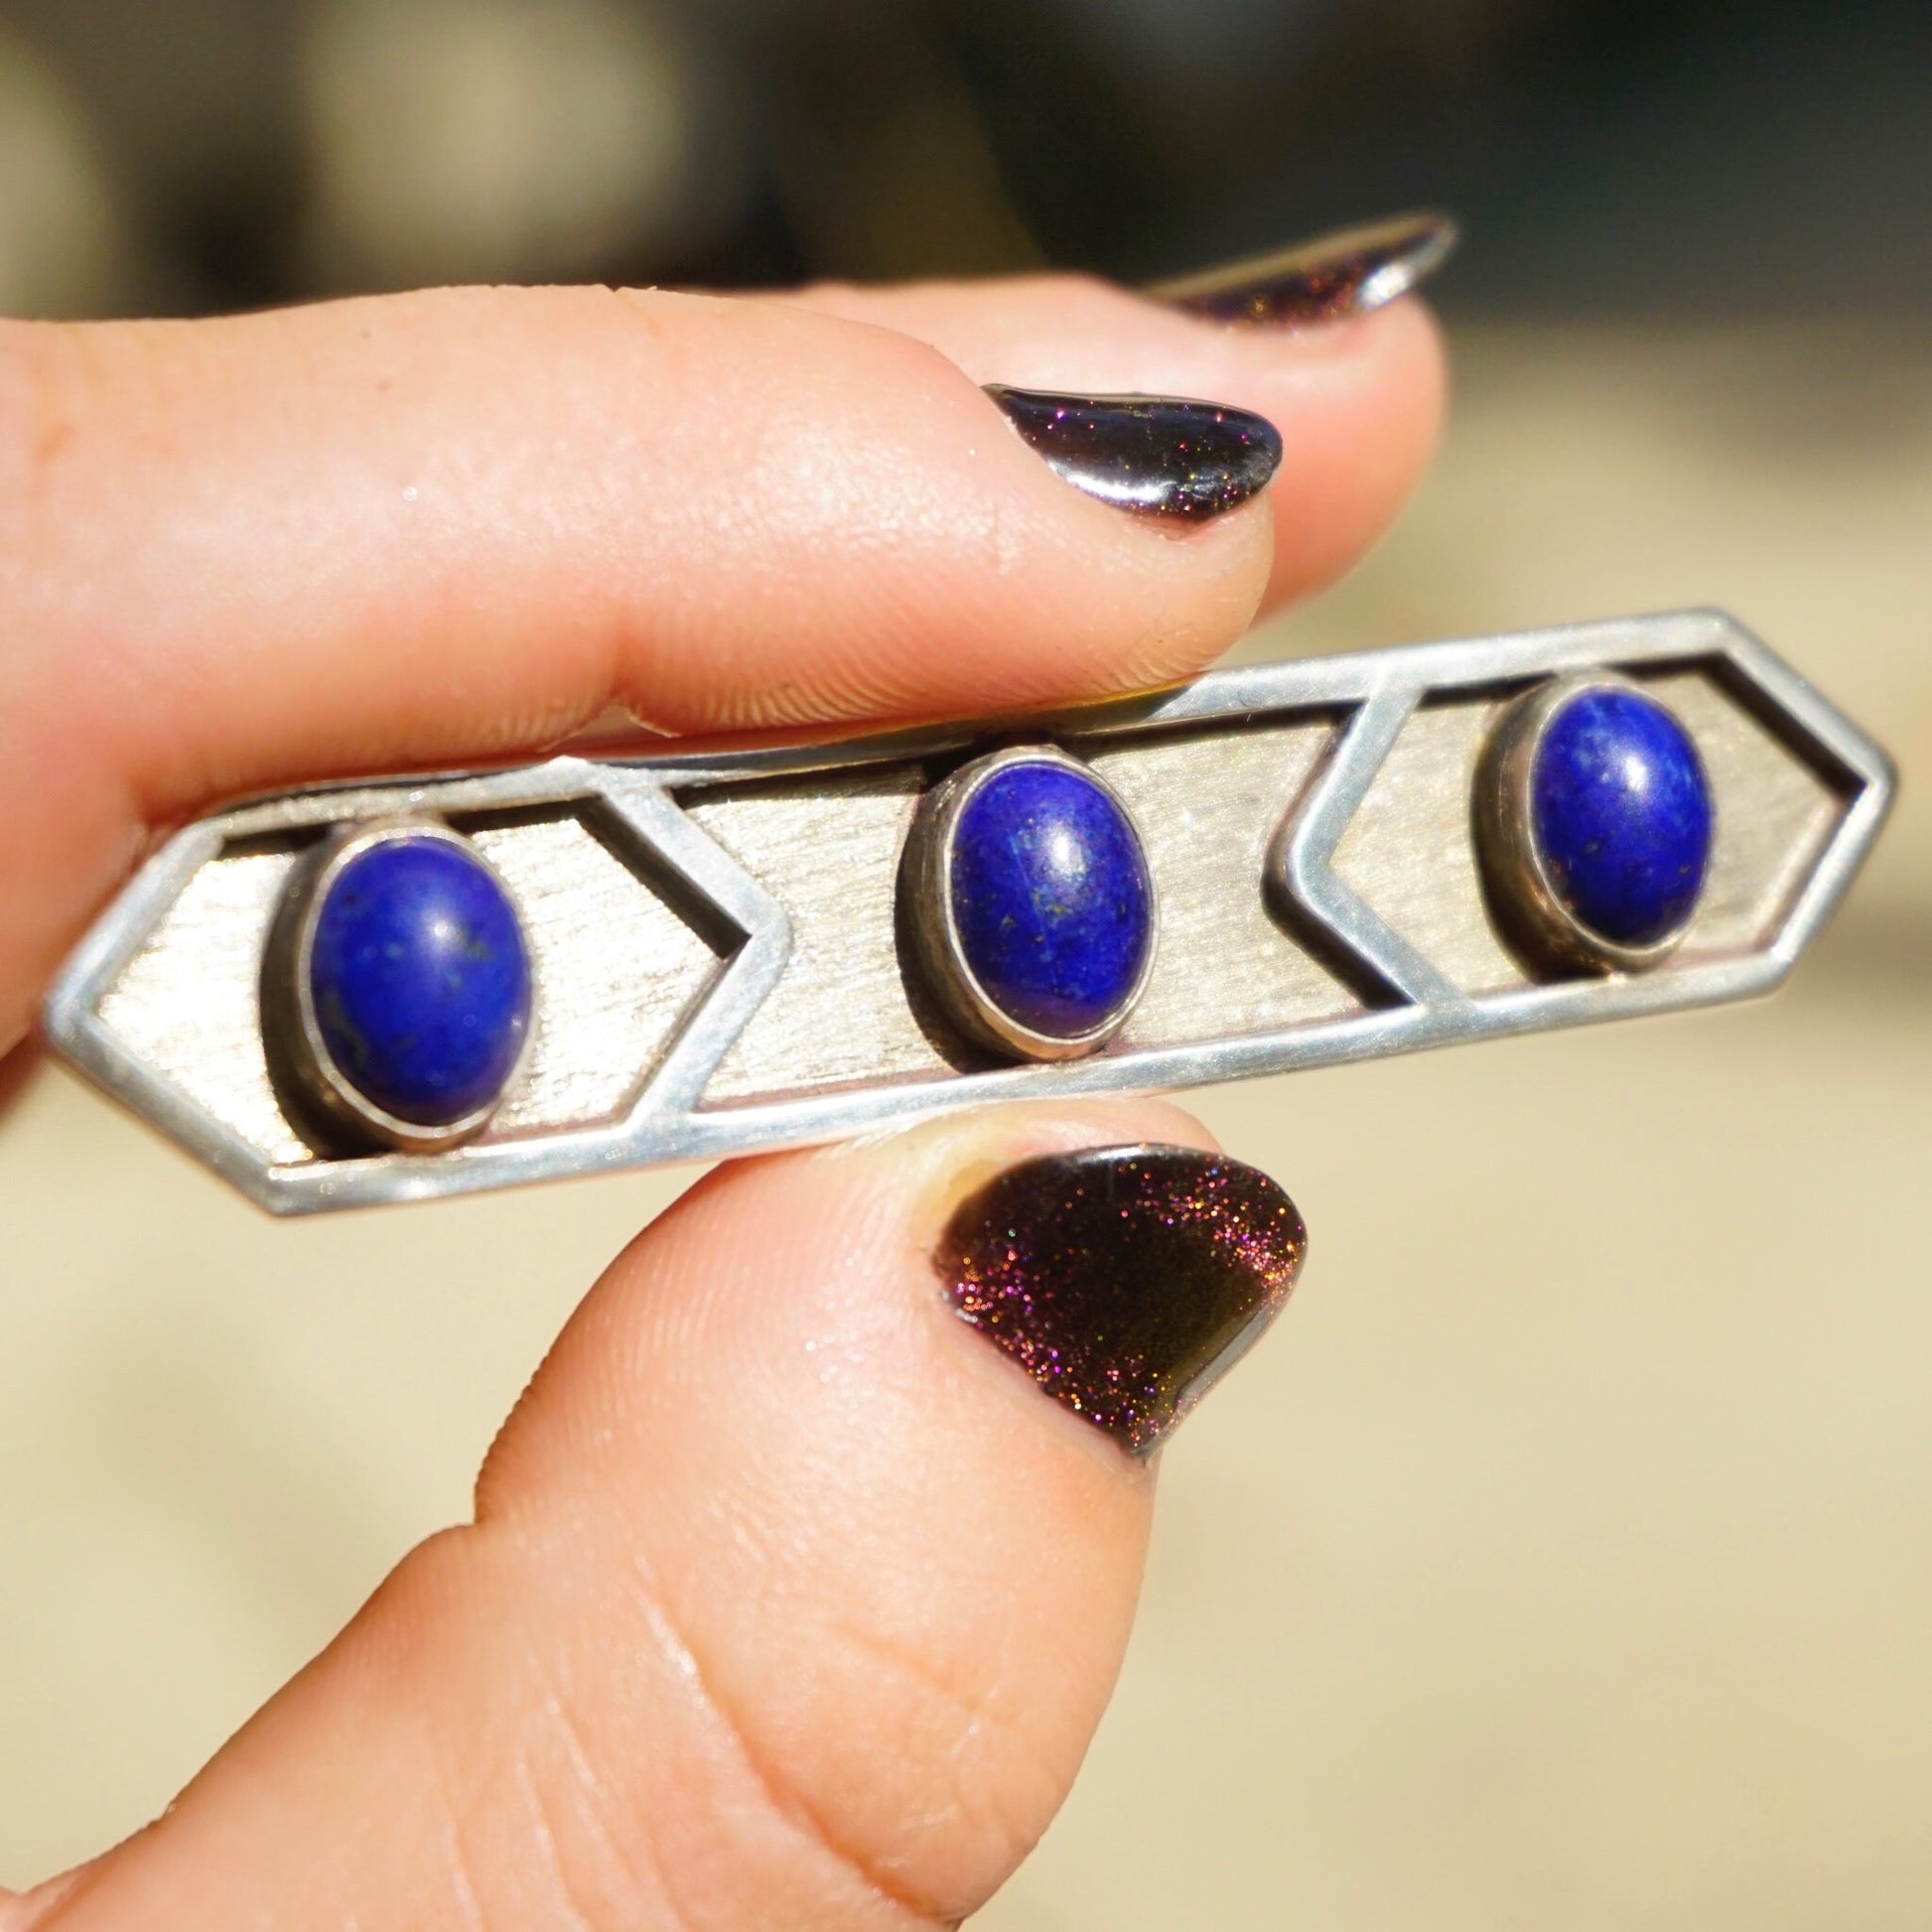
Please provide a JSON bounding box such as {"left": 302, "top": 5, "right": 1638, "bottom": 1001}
{"left": 0, "top": 276, "right": 1446, "bottom": 1930}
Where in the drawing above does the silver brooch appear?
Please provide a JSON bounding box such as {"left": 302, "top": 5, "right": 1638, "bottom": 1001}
{"left": 43, "top": 610, "right": 1893, "bottom": 1214}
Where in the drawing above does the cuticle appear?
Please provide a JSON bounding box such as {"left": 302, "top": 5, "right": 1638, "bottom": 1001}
{"left": 923, "top": 1133, "right": 1125, "bottom": 1247}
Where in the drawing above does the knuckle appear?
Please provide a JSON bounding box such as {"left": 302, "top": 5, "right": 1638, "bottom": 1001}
{"left": 819, "top": 1613, "right": 1068, "bottom": 1899}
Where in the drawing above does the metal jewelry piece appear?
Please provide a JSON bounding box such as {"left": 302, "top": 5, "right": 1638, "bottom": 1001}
{"left": 43, "top": 611, "right": 1893, "bottom": 1215}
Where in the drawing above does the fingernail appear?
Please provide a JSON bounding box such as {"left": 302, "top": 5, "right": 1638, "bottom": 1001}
{"left": 1151, "top": 209, "right": 1458, "bottom": 326}
{"left": 985, "top": 385, "right": 1282, "bottom": 521}
{"left": 935, "top": 1144, "right": 1308, "bottom": 1456}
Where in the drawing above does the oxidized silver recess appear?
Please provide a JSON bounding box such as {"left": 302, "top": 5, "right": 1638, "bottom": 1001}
{"left": 264, "top": 817, "right": 535, "bottom": 1154}
{"left": 900, "top": 745, "right": 1159, "bottom": 1062}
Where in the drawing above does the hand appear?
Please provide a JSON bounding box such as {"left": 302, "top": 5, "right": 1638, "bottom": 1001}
{"left": 0, "top": 264, "right": 1444, "bottom": 1928}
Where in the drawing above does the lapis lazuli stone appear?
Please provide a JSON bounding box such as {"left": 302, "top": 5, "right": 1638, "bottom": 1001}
{"left": 1530, "top": 687, "right": 1714, "bottom": 948}
{"left": 308, "top": 835, "right": 531, "bottom": 1127}
{"left": 949, "top": 760, "right": 1153, "bottom": 1039}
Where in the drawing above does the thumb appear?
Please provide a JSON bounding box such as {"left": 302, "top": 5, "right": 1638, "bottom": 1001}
{"left": 15, "top": 1101, "right": 1305, "bottom": 1931}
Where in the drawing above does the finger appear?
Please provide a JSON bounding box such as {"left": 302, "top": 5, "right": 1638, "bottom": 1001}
{"left": 5, "top": 285, "right": 1282, "bottom": 1043}
{"left": 20, "top": 1104, "right": 1305, "bottom": 1931}
{"left": 0, "top": 264, "right": 1444, "bottom": 1043}
{"left": 789, "top": 272, "right": 1449, "bottom": 616}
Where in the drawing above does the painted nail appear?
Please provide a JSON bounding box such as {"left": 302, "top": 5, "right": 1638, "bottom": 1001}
{"left": 936, "top": 1144, "right": 1308, "bottom": 1456}
{"left": 985, "top": 385, "right": 1282, "bottom": 520}
{"left": 1151, "top": 209, "right": 1458, "bottom": 326}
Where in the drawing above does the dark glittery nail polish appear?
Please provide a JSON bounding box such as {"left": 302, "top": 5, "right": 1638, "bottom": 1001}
{"left": 1151, "top": 209, "right": 1458, "bottom": 326}
{"left": 985, "top": 385, "right": 1282, "bottom": 521}
{"left": 936, "top": 1144, "right": 1308, "bottom": 1456}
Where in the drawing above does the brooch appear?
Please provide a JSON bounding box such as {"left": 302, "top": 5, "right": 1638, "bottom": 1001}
{"left": 43, "top": 610, "right": 1892, "bottom": 1214}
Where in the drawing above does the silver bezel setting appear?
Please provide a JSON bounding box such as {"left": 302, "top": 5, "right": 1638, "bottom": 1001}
{"left": 902, "top": 744, "right": 1159, "bottom": 1062}
{"left": 265, "top": 816, "right": 535, "bottom": 1154}
{"left": 1476, "top": 672, "right": 1714, "bottom": 975}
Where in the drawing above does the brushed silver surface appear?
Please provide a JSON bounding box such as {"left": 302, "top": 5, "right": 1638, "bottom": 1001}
{"left": 1270, "top": 690, "right": 1464, "bottom": 1007}
{"left": 44, "top": 612, "right": 1895, "bottom": 1213}
{"left": 692, "top": 770, "right": 944, "bottom": 1101}
{"left": 97, "top": 848, "right": 310, "bottom": 1166}
{"left": 1094, "top": 722, "right": 1356, "bottom": 1045}
{"left": 1329, "top": 693, "right": 1529, "bottom": 997}
{"left": 475, "top": 816, "right": 725, "bottom": 1137}
{"left": 1657, "top": 671, "right": 1842, "bottom": 958}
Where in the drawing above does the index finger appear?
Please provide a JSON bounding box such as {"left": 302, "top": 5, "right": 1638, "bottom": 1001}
{"left": 0, "top": 277, "right": 1442, "bottom": 1045}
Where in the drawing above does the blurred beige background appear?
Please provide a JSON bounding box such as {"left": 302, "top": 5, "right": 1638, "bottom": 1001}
{"left": 4, "top": 0, "right": 1932, "bottom": 1920}
{"left": 4, "top": 317, "right": 1929, "bottom": 1927}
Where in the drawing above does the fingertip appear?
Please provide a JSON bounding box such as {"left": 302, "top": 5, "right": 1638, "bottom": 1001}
{"left": 794, "top": 269, "right": 1449, "bottom": 616}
